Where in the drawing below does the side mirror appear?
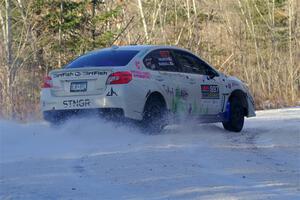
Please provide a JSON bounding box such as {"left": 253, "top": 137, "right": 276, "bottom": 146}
{"left": 207, "top": 70, "right": 217, "bottom": 79}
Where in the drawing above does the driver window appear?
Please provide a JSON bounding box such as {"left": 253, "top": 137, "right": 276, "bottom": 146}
{"left": 193, "top": 56, "right": 218, "bottom": 76}
{"left": 174, "top": 50, "right": 216, "bottom": 76}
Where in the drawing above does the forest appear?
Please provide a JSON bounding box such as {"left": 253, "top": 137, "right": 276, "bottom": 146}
{"left": 0, "top": 0, "right": 299, "bottom": 120}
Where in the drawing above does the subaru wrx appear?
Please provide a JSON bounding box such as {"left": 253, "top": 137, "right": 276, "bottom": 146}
{"left": 41, "top": 45, "right": 255, "bottom": 132}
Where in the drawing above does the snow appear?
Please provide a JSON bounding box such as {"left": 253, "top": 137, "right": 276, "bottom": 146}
{"left": 0, "top": 108, "right": 299, "bottom": 200}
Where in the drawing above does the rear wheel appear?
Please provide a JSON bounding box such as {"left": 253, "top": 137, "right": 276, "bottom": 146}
{"left": 43, "top": 111, "right": 64, "bottom": 127}
{"left": 141, "top": 95, "right": 168, "bottom": 134}
{"left": 222, "top": 97, "right": 245, "bottom": 132}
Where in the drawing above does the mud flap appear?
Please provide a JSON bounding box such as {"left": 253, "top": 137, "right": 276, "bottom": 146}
{"left": 224, "top": 101, "right": 231, "bottom": 122}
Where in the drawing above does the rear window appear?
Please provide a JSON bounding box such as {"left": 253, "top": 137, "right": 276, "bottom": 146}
{"left": 65, "top": 50, "right": 139, "bottom": 68}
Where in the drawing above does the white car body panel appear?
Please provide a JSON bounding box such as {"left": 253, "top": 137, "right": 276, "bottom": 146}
{"left": 41, "top": 45, "right": 255, "bottom": 123}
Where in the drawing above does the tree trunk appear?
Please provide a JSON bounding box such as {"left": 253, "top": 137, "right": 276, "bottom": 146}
{"left": 137, "top": 0, "right": 149, "bottom": 42}
{"left": 58, "top": 0, "right": 63, "bottom": 68}
{"left": 288, "top": 0, "right": 295, "bottom": 102}
{"left": 3, "top": 0, "right": 13, "bottom": 118}
{"left": 5, "top": 0, "right": 12, "bottom": 67}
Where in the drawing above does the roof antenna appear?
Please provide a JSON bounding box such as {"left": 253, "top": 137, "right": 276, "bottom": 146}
{"left": 132, "top": 35, "right": 141, "bottom": 45}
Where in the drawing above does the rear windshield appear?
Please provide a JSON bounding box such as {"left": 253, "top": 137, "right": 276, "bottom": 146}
{"left": 65, "top": 50, "right": 139, "bottom": 68}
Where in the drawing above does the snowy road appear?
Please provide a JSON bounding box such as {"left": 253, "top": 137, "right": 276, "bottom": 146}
{"left": 0, "top": 108, "right": 299, "bottom": 200}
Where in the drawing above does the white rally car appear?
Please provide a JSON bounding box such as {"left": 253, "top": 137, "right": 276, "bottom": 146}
{"left": 41, "top": 45, "right": 255, "bottom": 132}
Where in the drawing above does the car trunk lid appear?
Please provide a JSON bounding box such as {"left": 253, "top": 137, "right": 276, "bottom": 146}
{"left": 49, "top": 67, "right": 112, "bottom": 97}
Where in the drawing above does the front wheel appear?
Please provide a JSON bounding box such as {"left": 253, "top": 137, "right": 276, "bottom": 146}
{"left": 141, "top": 96, "right": 168, "bottom": 134}
{"left": 222, "top": 97, "right": 245, "bottom": 132}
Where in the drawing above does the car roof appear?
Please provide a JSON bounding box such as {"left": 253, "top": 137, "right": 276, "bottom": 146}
{"left": 93, "top": 45, "right": 187, "bottom": 52}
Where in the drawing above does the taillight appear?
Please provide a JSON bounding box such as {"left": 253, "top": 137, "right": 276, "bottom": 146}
{"left": 42, "top": 75, "right": 52, "bottom": 88}
{"left": 106, "top": 71, "right": 132, "bottom": 85}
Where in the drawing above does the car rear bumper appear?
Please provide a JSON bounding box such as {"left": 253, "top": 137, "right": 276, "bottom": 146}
{"left": 43, "top": 108, "right": 124, "bottom": 124}
{"left": 40, "top": 87, "right": 143, "bottom": 121}
{"left": 41, "top": 88, "right": 123, "bottom": 108}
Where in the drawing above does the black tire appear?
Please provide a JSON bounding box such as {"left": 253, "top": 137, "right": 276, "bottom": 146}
{"left": 46, "top": 115, "right": 65, "bottom": 128}
{"left": 43, "top": 111, "right": 69, "bottom": 127}
{"left": 222, "top": 97, "right": 245, "bottom": 132}
{"left": 141, "top": 95, "right": 168, "bottom": 134}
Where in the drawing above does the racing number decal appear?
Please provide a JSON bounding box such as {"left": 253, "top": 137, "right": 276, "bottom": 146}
{"left": 201, "top": 85, "right": 220, "bottom": 99}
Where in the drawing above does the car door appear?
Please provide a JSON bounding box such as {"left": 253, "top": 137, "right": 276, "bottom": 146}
{"left": 173, "top": 50, "right": 224, "bottom": 116}
{"left": 193, "top": 56, "right": 224, "bottom": 115}
{"left": 143, "top": 49, "right": 187, "bottom": 115}
{"left": 171, "top": 50, "right": 200, "bottom": 116}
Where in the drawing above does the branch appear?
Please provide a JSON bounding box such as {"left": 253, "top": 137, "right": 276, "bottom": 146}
{"left": 219, "top": 53, "right": 234, "bottom": 70}
{"left": 16, "top": 0, "right": 26, "bottom": 21}
{"left": 0, "top": 8, "right": 6, "bottom": 43}
{"left": 110, "top": 16, "right": 134, "bottom": 45}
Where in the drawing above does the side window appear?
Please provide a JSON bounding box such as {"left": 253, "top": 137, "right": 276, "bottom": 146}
{"left": 174, "top": 50, "right": 218, "bottom": 76}
{"left": 173, "top": 50, "right": 206, "bottom": 74}
{"left": 193, "top": 56, "right": 219, "bottom": 76}
{"left": 143, "top": 49, "right": 178, "bottom": 72}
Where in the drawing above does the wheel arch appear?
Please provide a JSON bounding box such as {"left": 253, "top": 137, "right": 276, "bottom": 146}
{"left": 228, "top": 89, "right": 248, "bottom": 116}
{"left": 144, "top": 91, "right": 167, "bottom": 112}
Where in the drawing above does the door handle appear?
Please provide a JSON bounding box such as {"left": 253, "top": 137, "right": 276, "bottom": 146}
{"left": 188, "top": 80, "right": 196, "bottom": 84}
{"left": 155, "top": 76, "right": 164, "bottom": 82}
{"left": 186, "top": 76, "right": 196, "bottom": 84}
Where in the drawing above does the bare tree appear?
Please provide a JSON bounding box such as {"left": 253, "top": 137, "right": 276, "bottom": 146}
{"left": 0, "top": 0, "right": 13, "bottom": 117}
{"left": 137, "top": 0, "right": 149, "bottom": 42}
{"left": 0, "top": 0, "right": 299, "bottom": 119}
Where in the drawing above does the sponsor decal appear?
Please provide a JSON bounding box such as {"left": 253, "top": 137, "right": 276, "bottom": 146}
{"left": 131, "top": 70, "right": 151, "bottom": 79}
{"left": 75, "top": 72, "right": 81, "bottom": 76}
{"left": 158, "top": 57, "right": 173, "bottom": 62}
{"left": 163, "top": 86, "right": 189, "bottom": 114}
{"left": 163, "top": 85, "right": 175, "bottom": 96}
{"left": 157, "top": 50, "right": 174, "bottom": 66}
{"left": 63, "top": 99, "right": 90, "bottom": 108}
{"left": 176, "top": 88, "right": 188, "bottom": 100}
{"left": 158, "top": 61, "right": 174, "bottom": 66}
{"left": 54, "top": 71, "right": 107, "bottom": 78}
{"left": 232, "top": 82, "right": 239, "bottom": 87}
{"left": 163, "top": 85, "right": 188, "bottom": 100}
{"left": 106, "top": 87, "right": 118, "bottom": 96}
{"left": 159, "top": 51, "right": 170, "bottom": 57}
{"left": 158, "top": 52, "right": 174, "bottom": 66}
{"left": 163, "top": 85, "right": 209, "bottom": 115}
{"left": 135, "top": 61, "right": 142, "bottom": 69}
{"left": 227, "top": 82, "right": 239, "bottom": 89}
{"left": 201, "top": 85, "right": 220, "bottom": 99}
